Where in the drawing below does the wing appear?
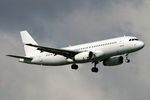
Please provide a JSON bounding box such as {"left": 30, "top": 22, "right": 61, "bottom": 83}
{"left": 7, "top": 55, "right": 32, "bottom": 60}
{"left": 26, "top": 44, "right": 80, "bottom": 59}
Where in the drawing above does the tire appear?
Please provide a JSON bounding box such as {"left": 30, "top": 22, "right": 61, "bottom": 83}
{"left": 71, "top": 64, "right": 78, "bottom": 70}
{"left": 91, "top": 67, "right": 99, "bottom": 72}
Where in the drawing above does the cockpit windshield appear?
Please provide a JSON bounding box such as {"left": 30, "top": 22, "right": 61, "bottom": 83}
{"left": 129, "top": 38, "right": 139, "bottom": 41}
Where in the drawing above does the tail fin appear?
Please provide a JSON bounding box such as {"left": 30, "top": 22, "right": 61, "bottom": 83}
{"left": 20, "top": 30, "right": 40, "bottom": 57}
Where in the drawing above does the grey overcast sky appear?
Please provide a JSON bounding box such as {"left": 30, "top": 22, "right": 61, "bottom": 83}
{"left": 0, "top": 0, "right": 150, "bottom": 100}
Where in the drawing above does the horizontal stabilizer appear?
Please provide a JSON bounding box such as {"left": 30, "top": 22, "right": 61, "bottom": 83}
{"left": 7, "top": 55, "right": 32, "bottom": 60}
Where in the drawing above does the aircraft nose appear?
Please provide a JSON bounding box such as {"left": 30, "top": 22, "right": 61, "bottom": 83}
{"left": 138, "top": 41, "right": 145, "bottom": 49}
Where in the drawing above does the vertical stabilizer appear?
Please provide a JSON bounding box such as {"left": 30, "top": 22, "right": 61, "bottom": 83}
{"left": 20, "top": 30, "right": 40, "bottom": 57}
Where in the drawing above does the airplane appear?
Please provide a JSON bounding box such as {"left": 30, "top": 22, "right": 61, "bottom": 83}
{"left": 7, "top": 30, "right": 145, "bottom": 72}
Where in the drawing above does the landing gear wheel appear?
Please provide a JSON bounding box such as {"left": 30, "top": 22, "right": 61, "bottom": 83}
{"left": 125, "top": 53, "right": 130, "bottom": 63}
{"left": 125, "top": 59, "right": 130, "bottom": 63}
{"left": 71, "top": 64, "right": 78, "bottom": 70}
{"left": 91, "top": 61, "right": 99, "bottom": 73}
{"left": 91, "top": 67, "right": 99, "bottom": 73}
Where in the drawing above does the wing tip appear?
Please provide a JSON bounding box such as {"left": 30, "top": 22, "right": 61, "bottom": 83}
{"left": 25, "top": 43, "right": 32, "bottom": 46}
{"left": 6, "top": 55, "right": 14, "bottom": 57}
{"left": 6, "top": 54, "right": 32, "bottom": 60}
{"left": 20, "top": 30, "right": 28, "bottom": 33}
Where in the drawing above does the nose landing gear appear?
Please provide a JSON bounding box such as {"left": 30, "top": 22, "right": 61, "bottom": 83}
{"left": 125, "top": 53, "right": 130, "bottom": 63}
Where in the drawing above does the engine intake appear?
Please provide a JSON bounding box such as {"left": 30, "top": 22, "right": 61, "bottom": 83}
{"left": 74, "top": 52, "right": 91, "bottom": 61}
{"left": 88, "top": 51, "right": 94, "bottom": 59}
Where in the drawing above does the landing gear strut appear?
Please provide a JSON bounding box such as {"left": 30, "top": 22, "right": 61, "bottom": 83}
{"left": 71, "top": 64, "right": 78, "bottom": 70}
{"left": 91, "top": 61, "right": 99, "bottom": 73}
{"left": 125, "top": 53, "right": 130, "bottom": 63}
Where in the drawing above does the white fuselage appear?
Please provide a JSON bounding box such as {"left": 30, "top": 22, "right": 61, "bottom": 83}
{"left": 21, "top": 36, "right": 144, "bottom": 66}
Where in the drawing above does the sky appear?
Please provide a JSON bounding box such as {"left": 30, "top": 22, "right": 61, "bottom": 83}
{"left": 0, "top": 0, "right": 150, "bottom": 100}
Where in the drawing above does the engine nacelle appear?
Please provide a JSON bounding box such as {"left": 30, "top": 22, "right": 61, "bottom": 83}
{"left": 92, "top": 51, "right": 104, "bottom": 58}
{"left": 74, "top": 51, "right": 104, "bottom": 61}
{"left": 103, "top": 56, "right": 123, "bottom": 66}
{"left": 74, "top": 52, "right": 90, "bottom": 61}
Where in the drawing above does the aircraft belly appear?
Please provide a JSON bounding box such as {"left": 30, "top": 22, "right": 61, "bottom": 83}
{"left": 42, "top": 55, "right": 72, "bottom": 66}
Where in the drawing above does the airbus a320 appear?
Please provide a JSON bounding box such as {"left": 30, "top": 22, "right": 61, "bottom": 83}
{"left": 7, "top": 31, "right": 145, "bottom": 72}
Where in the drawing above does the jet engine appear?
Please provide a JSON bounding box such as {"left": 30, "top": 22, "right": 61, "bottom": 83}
{"left": 74, "top": 52, "right": 91, "bottom": 61}
{"left": 103, "top": 56, "right": 123, "bottom": 66}
{"left": 74, "top": 51, "right": 104, "bottom": 61}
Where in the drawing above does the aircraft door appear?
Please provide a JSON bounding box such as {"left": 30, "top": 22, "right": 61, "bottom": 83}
{"left": 119, "top": 38, "right": 124, "bottom": 53}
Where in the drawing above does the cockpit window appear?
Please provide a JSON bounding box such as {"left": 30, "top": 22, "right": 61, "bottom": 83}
{"left": 129, "top": 38, "right": 139, "bottom": 41}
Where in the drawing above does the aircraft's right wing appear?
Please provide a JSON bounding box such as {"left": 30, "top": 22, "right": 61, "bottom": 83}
{"left": 26, "top": 44, "right": 80, "bottom": 59}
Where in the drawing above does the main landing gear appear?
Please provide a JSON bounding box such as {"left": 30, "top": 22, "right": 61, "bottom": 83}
{"left": 125, "top": 53, "right": 130, "bottom": 63}
{"left": 71, "top": 64, "right": 78, "bottom": 70}
{"left": 71, "top": 61, "right": 99, "bottom": 73}
{"left": 91, "top": 61, "right": 99, "bottom": 73}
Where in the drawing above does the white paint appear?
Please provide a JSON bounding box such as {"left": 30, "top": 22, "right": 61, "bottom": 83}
{"left": 9, "top": 31, "right": 145, "bottom": 70}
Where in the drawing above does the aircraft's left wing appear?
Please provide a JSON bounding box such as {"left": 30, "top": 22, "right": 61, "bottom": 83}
{"left": 26, "top": 44, "right": 80, "bottom": 59}
{"left": 7, "top": 55, "right": 32, "bottom": 60}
